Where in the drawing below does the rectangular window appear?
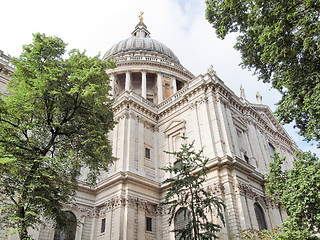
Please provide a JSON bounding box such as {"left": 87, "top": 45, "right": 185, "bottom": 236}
{"left": 145, "top": 147, "right": 151, "bottom": 159}
{"left": 146, "top": 217, "right": 152, "bottom": 232}
{"left": 101, "top": 218, "right": 106, "bottom": 233}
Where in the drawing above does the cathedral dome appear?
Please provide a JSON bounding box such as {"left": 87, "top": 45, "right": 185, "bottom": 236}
{"left": 102, "top": 21, "right": 180, "bottom": 63}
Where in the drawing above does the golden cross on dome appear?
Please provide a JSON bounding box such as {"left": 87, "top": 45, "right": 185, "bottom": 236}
{"left": 139, "top": 12, "right": 144, "bottom": 22}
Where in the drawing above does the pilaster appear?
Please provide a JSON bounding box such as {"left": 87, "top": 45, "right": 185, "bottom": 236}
{"left": 216, "top": 97, "right": 232, "bottom": 156}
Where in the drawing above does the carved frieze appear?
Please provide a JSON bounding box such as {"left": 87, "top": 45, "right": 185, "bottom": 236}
{"left": 94, "top": 195, "right": 161, "bottom": 215}
{"left": 234, "top": 181, "right": 254, "bottom": 199}
{"left": 188, "top": 96, "right": 208, "bottom": 110}
{"left": 234, "top": 181, "right": 277, "bottom": 209}
{"left": 78, "top": 205, "right": 94, "bottom": 217}
{"left": 208, "top": 182, "right": 225, "bottom": 195}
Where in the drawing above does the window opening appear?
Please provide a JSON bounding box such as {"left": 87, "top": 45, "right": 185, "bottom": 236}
{"left": 145, "top": 147, "right": 151, "bottom": 159}
{"left": 174, "top": 208, "right": 191, "bottom": 239}
{"left": 254, "top": 203, "right": 267, "bottom": 230}
{"left": 101, "top": 218, "right": 106, "bottom": 233}
{"left": 269, "top": 144, "right": 275, "bottom": 157}
{"left": 146, "top": 217, "right": 152, "bottom": 231}
{"left": 174, "top": 160, "right": 182, "bottom": 169}
{"left": 54, "top": 211, "right": 77, "bottom": 240}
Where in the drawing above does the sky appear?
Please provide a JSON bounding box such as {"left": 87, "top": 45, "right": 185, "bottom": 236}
{"left": 1, "top": 0, "right": 319, "bottom": 155}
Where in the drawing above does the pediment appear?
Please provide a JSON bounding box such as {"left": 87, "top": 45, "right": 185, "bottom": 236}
{"left": 251, "top": 104, "right": 291, "bottom": 139}
{"left": 164, "top": 120, "right": 186, "bottom": 137}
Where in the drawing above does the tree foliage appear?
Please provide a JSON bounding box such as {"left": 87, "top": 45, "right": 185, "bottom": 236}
{"left": 266, "top": 152, "right": 320, "bottom": 238}
{"left": 162, "top": 136, "right": 225, "bottom": 240}
{"left": 205, "top": 0, "right": 320, "bottom": 144}
{"left": 236, "top": 227, "right": 319, "bottom": 240}
{"left": 0, "top": 33, "right": 116, "bottom": 239}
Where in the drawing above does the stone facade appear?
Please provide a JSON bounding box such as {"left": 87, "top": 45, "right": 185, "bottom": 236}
{"left": 1, "top": 20, "right": 297, "bottom": 240}
{"left": 0, "top": 50, "right": 14, "bottom": 95}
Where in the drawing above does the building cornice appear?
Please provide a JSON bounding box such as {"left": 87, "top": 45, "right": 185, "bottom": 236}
{"left": 107, "top": 50, "right": 194, "bottom": 80}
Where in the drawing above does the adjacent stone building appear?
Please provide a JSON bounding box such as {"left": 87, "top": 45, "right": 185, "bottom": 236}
{"left": 0, "top": 50, "right": 14, "bottom": 95}
{"left": 1, "top": 18, "right": 298, "bottom": 240}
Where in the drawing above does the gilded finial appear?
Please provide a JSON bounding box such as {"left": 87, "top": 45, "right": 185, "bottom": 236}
{"left": 139, "top": 11, "right": 144, "bottom": 22}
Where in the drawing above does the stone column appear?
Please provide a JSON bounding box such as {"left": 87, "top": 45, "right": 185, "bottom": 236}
{"left": 157, "top": 72, "right": 163, "bottom": 103}
{"left": 125, "top": 71, "right": 131, "bottom": 92}
{"left": 141, "top": 70, "right": 147, "bottom": 98}
{"left": 109, "top": 73, "right": 115, "bottom": 97}
{"left": 172, "top": 76, "right": 177, "bottom": 94}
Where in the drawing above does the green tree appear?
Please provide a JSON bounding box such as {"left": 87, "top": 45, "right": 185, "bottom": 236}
{"left": 205, "top": 0, "right": 320, "bottom": 144}
{"left": 162, "top": 136, "right": 225, "bottom": 240}
{"left": 236, "top": 227, "right": 319, "bottom": 240}
{"left": 266, "top": 152, "right": 320, "bottom": 239}
{"left": 0, "top": 33, "right": 116, "bottom": 239}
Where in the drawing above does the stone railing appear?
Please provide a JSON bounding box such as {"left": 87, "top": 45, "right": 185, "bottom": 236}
{"left": 113, "top": 83, "right": 192, "bottom": 111}
{"left": 158, "top": 84, "right": 189, "bottom": 109}
{"left": 113, "top": 90, "right": 157, "bottom": 110}
{"left": 114, "top": 54, "right": 194, "bottom": 77}
{"left": 129, "top": 91, "right": 157, "bottom": 109}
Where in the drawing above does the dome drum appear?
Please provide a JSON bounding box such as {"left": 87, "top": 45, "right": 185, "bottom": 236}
{"left": 110, "top": 70, "right": 186, "bottom": 104}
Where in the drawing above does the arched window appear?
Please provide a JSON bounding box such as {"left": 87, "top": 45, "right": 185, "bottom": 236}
{"left": 269, "top": 143, "right": 276, "bottom": 157}
{"left": 174, "top": 208, "right": 191, "bottom": 240}
{"left": 54, "top": 211, "right": 77, "bottom": 240}
{"left": 254, "top": 203, "right": 267, "bottom": 230}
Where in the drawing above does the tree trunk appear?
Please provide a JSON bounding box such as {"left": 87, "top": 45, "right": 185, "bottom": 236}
{"left": 19, "top": 228, "right": 29, "bottom": 240}
{"left": 18, "top": 207, "right": 29, "bottom": 240}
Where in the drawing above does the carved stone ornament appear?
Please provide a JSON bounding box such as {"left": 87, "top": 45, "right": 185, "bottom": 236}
{"left": 264, "top": 195, "right": 277, "bottom": 209}
{"left": 239, "top": 85, "right": 246, "bottom": 100}
{"left": 235, "top": 181, "right": 254, "bottom": 198}
{"left": 207, "top": 64, "right": 216, "bottom": 76}
{"left": 208, "top": 182, "right": 225, "bottom": 195}
{"left": 99, "top": 195, "right": 157, "bottom": 212}
{"left": 189, "top": 101, "right": 197, "bottom": 110}
{"left": 78, "top": 205, "right": 93, "bottom": 217}
{"left": 256, "top": 91, "right": 262, "bottom": 104}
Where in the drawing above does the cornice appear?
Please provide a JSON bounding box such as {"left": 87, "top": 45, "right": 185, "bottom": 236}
{"left": 78, "top": 171, "right": 161, "bottom": 196}
{"left": 107, "top": 50, "right": 194, "bottom": 80}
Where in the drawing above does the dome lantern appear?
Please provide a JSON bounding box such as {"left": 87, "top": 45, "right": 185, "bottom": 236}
{"left": 131, "top": 21, "right": 150, "bottom": 38}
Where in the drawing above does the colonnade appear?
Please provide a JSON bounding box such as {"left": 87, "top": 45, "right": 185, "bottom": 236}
{"left": 109, "top": 70, "right": 179, "bottom": 104}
